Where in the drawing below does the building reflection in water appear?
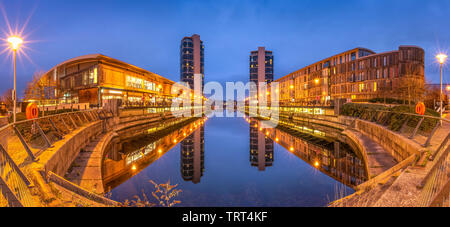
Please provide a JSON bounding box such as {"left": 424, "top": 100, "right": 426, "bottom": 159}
{"left": 246, "top": 117, "right": 368, "bottom": 187}
{"left": 180, "top": 125, "right": 205, "bottom": 184}
{"left": 249, "top": 118, "right": 274, "bottom": 171}
{"left": 102, "top": 118, "right": 206, "bottom": 192}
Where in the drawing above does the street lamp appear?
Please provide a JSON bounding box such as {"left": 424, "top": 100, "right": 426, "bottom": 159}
{"left": 436, "top": 53, "right": 447, "bottom": 125}
{"left": 7, "top": 36, "right": 23, "bottom": 123}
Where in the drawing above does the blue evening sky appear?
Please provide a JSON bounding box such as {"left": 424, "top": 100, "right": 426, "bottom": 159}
{"left": 0, "top": 0, "right": 449, "bottom": 98}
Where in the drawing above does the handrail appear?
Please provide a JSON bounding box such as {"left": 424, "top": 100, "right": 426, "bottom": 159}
{"left": 373, "top": 109, "right": 450, "bottom": 123}
{"left": 13, "top": 109, "right": 100, "bottom": 125}
{"left": 0, "top": 144, "right": 35, "bottom": 207}
{"left": 419, "top": 144, "right": 449, "bottom": 207}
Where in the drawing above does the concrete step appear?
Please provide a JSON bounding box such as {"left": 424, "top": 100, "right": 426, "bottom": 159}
{"left": 349, "top": 130, "right": 397, "bottom": 178}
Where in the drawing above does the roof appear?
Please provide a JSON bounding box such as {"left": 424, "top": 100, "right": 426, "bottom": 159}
{"left": 43, "top": 54, "right": 175, "bottom": 84}
{"left": 276, "top": 47, "right": 375, "bottom": 82}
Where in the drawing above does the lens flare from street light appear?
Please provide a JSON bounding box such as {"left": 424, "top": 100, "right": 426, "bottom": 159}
{"left": 7, "top": 36, "right": 23, "bottom": 50}
{"left": 0, "top": 9, "right": 37, "bottom": 66}
{"left": 436, "top": 53, "right": 448, "bottom": 64}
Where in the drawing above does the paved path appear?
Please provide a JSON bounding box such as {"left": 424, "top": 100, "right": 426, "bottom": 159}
{"left": 345, "top": 129, "right": 397, "bottom": 178}
{"left": 333, "top": 114, "right": 450, "bottom": 207}
{"left": 65, "top": 133, "right": 111, "bottom": 194}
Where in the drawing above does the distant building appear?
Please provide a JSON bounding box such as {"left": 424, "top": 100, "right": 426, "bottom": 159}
{"left": 250, "top": 47, "right": 274, "bottom": 87}
{"left": 180, "top": 34, "right": 205, "bottom": 92}
{"left": 273, "top": 46, "right": 425, "bottom": 106}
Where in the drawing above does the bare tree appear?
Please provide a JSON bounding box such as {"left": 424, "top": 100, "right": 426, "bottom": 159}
{"left": 424, "top": 84, "right": 448, "bottom": 110}
{"left": 23, "top": 71, "right": 57, "bottom": 115}
{"left": 0, "top": 89, "right": 14, "bottom": 110}
{"left": 396, "top": 63, "right": 425, "bottom": 108}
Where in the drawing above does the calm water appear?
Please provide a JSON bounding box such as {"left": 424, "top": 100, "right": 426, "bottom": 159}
{"left": 103, "top": 112, "right": 367, "bottom": 207}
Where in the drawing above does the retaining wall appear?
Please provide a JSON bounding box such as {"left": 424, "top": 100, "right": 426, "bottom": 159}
{"left": 43, "top": 121, "right": 103, "bottom": 176}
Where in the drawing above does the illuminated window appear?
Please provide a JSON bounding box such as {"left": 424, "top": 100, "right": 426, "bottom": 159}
{"left": 89, "top": 67, "right": 97, "bottom": 85}
{"left": 359, "top": 84, "right": 365, "bottom": 92}
{"left": 126, "top": 76, "right": 143, "bottom": 89}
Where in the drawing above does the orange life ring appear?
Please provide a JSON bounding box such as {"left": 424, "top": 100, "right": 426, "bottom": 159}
{"left": 26, "top": 103, "right": 39, "bottom": 120}
{"left": 415, "top": 102, "right": 425, "bottom": 115}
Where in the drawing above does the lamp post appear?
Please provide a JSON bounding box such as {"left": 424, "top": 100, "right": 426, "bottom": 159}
{"left": 7, "top": 36, "right": 23, "bottom": 124}
{"left": 436, "top": 53, "right": 447, "bottom": 125}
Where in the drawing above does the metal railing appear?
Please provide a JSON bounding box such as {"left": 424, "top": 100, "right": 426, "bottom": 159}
{"left": 0, "top": 144, "right": 34, "bottom": 207}
{"left": 345, "top": 109, "right": 449, "bottom": 148}
{"left": 419, "top": 143, "right": 449, "bottom": 207}
{"left": 12, "top": 110, "right": 101, "bottom": 159}
{"left": 0, "top": 109, "right": 103, "bottom": 207}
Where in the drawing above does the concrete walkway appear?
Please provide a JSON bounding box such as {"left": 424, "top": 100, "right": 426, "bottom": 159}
{"left": 332, "top": 114, "right": 450, "bottom": 207}
{"left": 345, "top": 129, "right": 397, "bottom": 178}
{"left": 65, "top": 132, "right": 113, "bottom": 194}
{"left": 371, "top": 114, "right": 450, "bottom": 207}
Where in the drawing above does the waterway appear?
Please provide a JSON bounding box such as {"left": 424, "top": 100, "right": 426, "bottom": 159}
{"left": 103, "top": 111, "right": 367, "bottom": 207}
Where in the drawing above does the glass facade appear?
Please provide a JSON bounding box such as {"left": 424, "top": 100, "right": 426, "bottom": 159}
{"left": 180, "top": 35, "right": 204, "bottom": 91}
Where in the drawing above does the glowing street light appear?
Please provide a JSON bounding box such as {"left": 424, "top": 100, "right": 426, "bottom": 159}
{"left": 437, "top": 54, "right": 448, "bottom": 64}
{"left": 8, "top": 36, "right": 23, "bottom": 50}
{"left": 436, "top": 53, "right": 447, "bottom": 125}
{"left": 7, "top": 36, "right": 24, "bottom": 123}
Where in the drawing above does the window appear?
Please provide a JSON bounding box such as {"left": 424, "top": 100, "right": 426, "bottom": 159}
{"left": 89, "top": 67, "right": 98, "bottom": 84}
{"left": 126, "top": 76, "right": 143, "bottom": 89}
{"left": 144, "top": 80, "right": 156, "bottom": 91}
{"left": 82, "top": 71, "right": 88, "bottom": 86}
{"left": 359, "top": 83, "right": 365, "bottom": 92}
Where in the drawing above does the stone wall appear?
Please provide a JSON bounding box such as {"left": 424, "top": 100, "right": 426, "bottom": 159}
{"left": 43, "top": 121, "right": 103, "bottom": 176}
{"left": 354, "top": 119, "right": 423, "bottom": 161}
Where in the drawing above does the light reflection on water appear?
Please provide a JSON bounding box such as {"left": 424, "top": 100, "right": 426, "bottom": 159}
{"left": 103, "top": 113, "right": 367, "bottom": 207}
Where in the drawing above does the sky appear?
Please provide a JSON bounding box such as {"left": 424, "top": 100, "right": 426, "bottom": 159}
{"left": 0, "top": 0, "right": 450, "bottom": 98}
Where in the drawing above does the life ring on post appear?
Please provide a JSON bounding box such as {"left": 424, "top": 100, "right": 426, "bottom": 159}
{"left": 26, "top": 103, "right": 39, "bottom": 120}
{"left": 415, "top": 102, "right": 426, "bottom": 116}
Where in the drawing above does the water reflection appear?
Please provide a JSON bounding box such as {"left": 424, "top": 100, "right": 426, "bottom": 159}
{"left": 246, "top": 117, "right": 368, "bottom": 188}
{"left": 180, "top": 125, "right": 205, "bottom": 184}
{"left": 103, "top": 118, "right": 206, "bottom": 192}
{"left": 249, "top": 118, "right": 274, "bottom": 171}
{"left": 104, "top": 113, "right": 369, "bottom": 206}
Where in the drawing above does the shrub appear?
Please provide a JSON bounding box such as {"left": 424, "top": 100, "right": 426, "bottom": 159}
{"left": 341, "top": 103, "right": 439, "bottom": 133}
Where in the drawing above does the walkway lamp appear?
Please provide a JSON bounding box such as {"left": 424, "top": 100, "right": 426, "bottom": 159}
{"left": 7, "top": 36, "right": 23, "bottom": 123}
{"left": 436, "top": 53, "right": 447, "bottom": 125}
